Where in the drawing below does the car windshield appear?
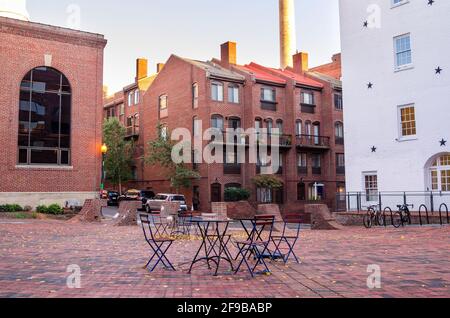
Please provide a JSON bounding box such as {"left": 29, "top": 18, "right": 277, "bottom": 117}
{"left": 171, "top": 196, "right": 186, "bottom": 202}
{"left": 154, "top": 195, "right": 168, "bottom": 200}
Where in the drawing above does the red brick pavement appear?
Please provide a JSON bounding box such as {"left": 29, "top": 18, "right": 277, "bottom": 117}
{"left": 0, "top": 220, "right": 448, "bottom": 298}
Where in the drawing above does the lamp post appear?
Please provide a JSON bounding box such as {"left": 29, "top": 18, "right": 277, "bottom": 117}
{"left": 101, "top": 144, "right": 108, "bottom": 193}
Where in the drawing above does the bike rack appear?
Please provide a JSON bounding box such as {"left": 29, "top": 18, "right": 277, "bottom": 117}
{"left": 439, "top": 203, "right": 449, "bottom": 225}
{"left": 418, "top": 204, "right": 429, "bottom": 226}
{"left": 383, "top": 207, "right": 393, "bottom": 228}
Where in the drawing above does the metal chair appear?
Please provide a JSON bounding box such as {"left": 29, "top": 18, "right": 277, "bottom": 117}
{"left": 270, "top": 214, "right": 302, "bottom": 264}
{"left": 139, "top": 213, "right": 176, "bottom": 272}
{"left": 234, "top": 215, "right": 275, "bottom": 277}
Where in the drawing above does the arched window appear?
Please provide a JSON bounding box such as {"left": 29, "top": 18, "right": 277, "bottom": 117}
{"left": 276, "top": 119, "right": 283, "bottom": 134}
{"left": 192, "top": 83, "right": 199, "bottom": 108}
{"left": 335, "top": 122, "right": 344, "bottom": 145}
{"left": 18, "top": 67, "right": 71, "bottom": 166}
{"left": 296, "top": 120, "right": 302, "bottom": 136}
{"left": 428, "top": 154, "right": 450, "bottom": 191}
{"left": 211, "top": 115, "right": 224, "bottom": 131}
{"left": 266, "top": 119, "right": 274, "bottom": 135}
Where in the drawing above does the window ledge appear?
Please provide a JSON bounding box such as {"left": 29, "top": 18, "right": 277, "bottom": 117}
{"left": 391, "top": 0, "right": 409, "bottom": 9}
{"left": 15, "top": 165, "right": 74, "bottom": 171}
{"left": 394, "top": 64, "right": 414, "bottom": 73}
{"left": 397, "top": 136, "right": 418, "bottom": 142}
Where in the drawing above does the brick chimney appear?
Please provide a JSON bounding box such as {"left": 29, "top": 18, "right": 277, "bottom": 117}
{"left": 293, "top": 52, "right": 309, "bottom": 74}
{"left": 221, "top": 41, "right": 237, "bottom": 67}
{"left": 136, "top": 58, "right": 148, "bottom": 81}
{"left": 156, "top": 63, "right": 165, "bottom": 73}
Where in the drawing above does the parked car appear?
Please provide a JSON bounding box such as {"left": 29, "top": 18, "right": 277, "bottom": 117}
{"left": 145, "top": 194, "right": 188, "bottom": 213}
{"left": 138, "top": 190, "right": 156, "bottom": 208}
{"left": 107, "top": 191, "right": 120, "bottom": 206}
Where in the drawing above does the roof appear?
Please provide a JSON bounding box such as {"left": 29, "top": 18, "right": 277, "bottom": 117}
{"left": 268, "top": 67, "right": 324, "bottom": 89}
{"left": 178, "top": 56, "right": 245, "bottom": 82}
{"left": 236, "top": 63, "right": 286, "bottom": 85}
{"left": 307, "top": 71, "right": 342, "bottom": 89}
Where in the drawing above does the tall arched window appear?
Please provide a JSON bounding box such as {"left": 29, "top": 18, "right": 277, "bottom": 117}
{"left": 428, "top": 154, "right": 450, "bottom": 191}
{"left": 296, "top": 120, "right": 302, "bottom": 136}
{"left": 18, "top": 67, "right": 71, "bottom": 166}
{"left": 335, "top": 122, "right": 344, "bottom": 145}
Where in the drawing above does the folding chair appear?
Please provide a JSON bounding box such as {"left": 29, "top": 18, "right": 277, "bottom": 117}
{"left": 177, "top": 212, "right": 199, "bottom": 236}
{"left": 270, "top": 214, "right": 301, "bottom": 264}
{"left": 234, "top": 215, "right": 275, "bottom": 277}
{"left": 150, "top": 212, "right": 171, "bottom": 237}
{"left": 139, "top": 213, "right": 176, "bottom": 272}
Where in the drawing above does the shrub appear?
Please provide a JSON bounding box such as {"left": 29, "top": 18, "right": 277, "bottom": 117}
{"left": 224, "top": 188, "right": 251, "bottom": 202}
{"left": 0, "top": 204, "right": 24, "bottom": 213}
{"left": 252, "top": 175, "right": 284, "bottom": 189}
{"left": 36, "top": 204, "right": 64, "bottom": 215}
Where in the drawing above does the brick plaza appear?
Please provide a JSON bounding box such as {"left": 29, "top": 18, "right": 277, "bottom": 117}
{"left": 0, "top": 220, "right": 448, "bottom": 298}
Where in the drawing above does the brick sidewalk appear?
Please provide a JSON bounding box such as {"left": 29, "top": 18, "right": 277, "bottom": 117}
{"left": 0, "top": 220, "right": 448, "bottom": 298}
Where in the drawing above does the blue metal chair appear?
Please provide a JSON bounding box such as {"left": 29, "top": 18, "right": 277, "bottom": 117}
{"left": 270, "top": 214, "right": 302, "bottom": 264}
{"left": 139, "top": 213, "right": 176, "bottom": 272}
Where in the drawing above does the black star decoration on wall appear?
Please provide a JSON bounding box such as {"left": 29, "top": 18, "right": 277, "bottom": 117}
{"left": 428, "top": 0, "right": 435, "bottom": 6}
{"left": 440, "top": 139, "right": 447, "bottom": 147}
{"left": 367, "top": 82, "right": 374, "bottom": 89}
{"left": 371, "top": 146, "right": 377, "bottom": 153}
{"left": 435, "top": 67, "right": 442, "bottom": 74}
{"left": 363, "top": 21, "right": 368, "bottom": 28}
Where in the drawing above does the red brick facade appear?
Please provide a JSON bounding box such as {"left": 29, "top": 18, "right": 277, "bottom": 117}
{"left": 0, "top": 17, "right": 106, "bottom": 206}
{"left": 137, "top": 42, "right": 345, "bottom": 214}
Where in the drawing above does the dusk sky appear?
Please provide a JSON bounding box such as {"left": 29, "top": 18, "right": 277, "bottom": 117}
{"left": 28, "top": 0, "right": 341, "bottom": 93}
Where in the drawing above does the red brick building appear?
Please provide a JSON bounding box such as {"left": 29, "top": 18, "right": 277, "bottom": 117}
{"left": 139, "top": 42, "right": 345, "bottom": 214}
{"left": 0, "top": 16, "right": 106, "bottom": 207}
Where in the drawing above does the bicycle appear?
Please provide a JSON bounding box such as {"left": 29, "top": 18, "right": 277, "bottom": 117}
{"left": 363, "top": 205, "right": 384, "bottom": 228}
{"left": 393, "top": 204, "right": 413, "bottom": 228}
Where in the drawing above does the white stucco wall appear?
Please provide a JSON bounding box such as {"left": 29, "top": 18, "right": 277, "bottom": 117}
{"left": 340, "top": 0, "right": 450, "bottom": 196}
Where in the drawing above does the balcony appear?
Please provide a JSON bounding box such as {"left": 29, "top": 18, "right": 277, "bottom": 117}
{"left": 301, "top": 103, "right": 316, "bottom": 114}
{"left": 261, "top": 101, "right": 277, "bottom": 111}
{"left": 224, "top": 163, "right": 241, "bottom": 175}
{"left": 296, "top": 134, "right": 330, "bottom": 151}
{"left": 210, "top": 130, "right": 248, "bottom": 147}
{"left": 298, "top": 166, "right": 308, "bottom": 175}
{"left": 257, "top": 134, "right": 293, "bottom": 150}
{"left": 125, "top": 125, "right": 139, "bottom": 139}
{"left": 336, "top": 166, "right": 346, "bottom": 175}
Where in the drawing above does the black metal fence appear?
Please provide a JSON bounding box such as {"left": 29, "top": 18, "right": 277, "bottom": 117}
{"left": 336, "top": 191, "right": 450, "bottom": 214}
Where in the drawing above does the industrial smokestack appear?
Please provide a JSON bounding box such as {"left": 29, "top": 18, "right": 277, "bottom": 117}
{"left": 0, "top": 0, "right": 30, "bottom": 21}
{"left": 279, "top": 0, "right": 297, "bottom": 69}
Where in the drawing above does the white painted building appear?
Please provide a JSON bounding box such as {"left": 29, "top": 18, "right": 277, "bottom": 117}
{"left": 339, "top": 0, "right": 450, "bottom": 210}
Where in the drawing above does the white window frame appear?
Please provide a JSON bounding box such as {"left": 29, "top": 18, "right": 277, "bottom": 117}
{"left": 363, "top": 172, "right": 378, "bottom": 203}
{"left": 394, "top": 33, "right": 413, "bottom": 71}
{"left": 211, "top": 82, "right": 224, "bottom": 102}
{"left": 391, "top": 0, "right": 409, "bottom": 9}
{"left": 429, "top": 155, "right": 450, "bottom": 192}
{"left": 134, "top": 89, "right": 140, "bottom": 104}
{"left": 397, "top": 104, "right": 417, "bottom": 141}
{"left": 228, "top": 84, "right": 240, "bottom": 104}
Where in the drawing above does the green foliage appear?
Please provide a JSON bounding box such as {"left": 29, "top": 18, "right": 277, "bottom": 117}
{"left": 36, "top": 204, "right": 64, "bottom": 215}
{"left": 0, "top": 204, "right": 24, "bottom": 212}
{"left": 103, "top": 118, "right": 135, "bottom": 191}
{"left": 224, "top": 188, "right": 251, "bottom": 202}
{"left": 252, "top": 175, "right": 284, "bottom": 189}
{"left": 13, "top": 213, "right": 29, "bottom": 219}
{"left": 145, "top": 124, "right": 200, "bottom": 191}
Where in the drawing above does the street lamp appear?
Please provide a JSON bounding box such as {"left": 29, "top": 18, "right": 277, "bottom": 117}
{"left": 101, "top": 144, "right": 108, "bottom": 192}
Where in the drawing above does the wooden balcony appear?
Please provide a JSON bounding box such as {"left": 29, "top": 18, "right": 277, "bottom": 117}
{"left": 296, "top": 134, "right": 330, "bottom": 151}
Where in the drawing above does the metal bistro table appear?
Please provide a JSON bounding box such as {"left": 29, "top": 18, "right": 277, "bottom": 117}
{"left": 188, "top": 218, "right": 234, "bottom": 276}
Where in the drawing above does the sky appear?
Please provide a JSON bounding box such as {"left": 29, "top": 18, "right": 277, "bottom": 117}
{"left": 27, "top": 0, "right": 341, "bottom": 93}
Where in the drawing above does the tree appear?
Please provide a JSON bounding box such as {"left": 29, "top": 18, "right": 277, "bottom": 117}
{"left": 145, "top": 125, "right": 200, "bottom": 192}
{"left": 252, "top": 175, "right": 284, "bottom": 204}
{"left": 102, "top": 118, "right": 135, "bottom": 194}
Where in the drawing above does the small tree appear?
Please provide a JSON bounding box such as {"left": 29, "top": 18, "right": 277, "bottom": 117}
{"left": 103, "top": 118, "right": 135, "bottom": 194}
{"left": 145, "top": 125, "right": 200, "bottom": 192}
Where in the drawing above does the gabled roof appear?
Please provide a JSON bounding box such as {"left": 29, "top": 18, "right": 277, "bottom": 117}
{"left": 236, "top": 63, "right": 286, "bottom": 85}
{"left": 177, "top": 56, "right": 245, "bottom": 82}
{"left": 307, "top": 71, "right": 342, "bottom": 89}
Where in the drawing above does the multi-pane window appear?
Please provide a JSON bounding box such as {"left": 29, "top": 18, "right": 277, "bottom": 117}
{"left": 211, "top": 82, "right": 224, "bottom": 101}
{"left": 364, "top": 173, "right": 378, "bottom": 202}
{"left": 192, "top": 83, "right": 199, "bottom": 108}
{"left": 261, "top": 87, "right": 276, "bottom": 102}
{"left": 159, "top": 95, "right": 168, "bottom": 110}
{"left": 298, "top": 153, "right": 308, "bottom": 175}
{"left": 18, "top": 67, "right": 71, "bottom": 166}
{"left": 211, "top": 115, "right": 224, "bottom": 131}
{"left": 193, "top": 117, "right": 201, "bottom": 137}
{"left": 394, "top": 34, "right": 412, "bottom": 68}
{"left": 296, "top": 120, "right": 302, "bottom": 136}
{"left": 119, "top": 103, "right": 125, "bottom": 116}
{"left": 399, "top": 105, "right": 416, "bottom": 137}
{"left": 228, "top": 85, "right": 239, "bottom": 104}
{"left": 334, "top": 93, "right": 343, "bottom": 110}
{"left": 301, "top": 91, "right": 314, "bottom": 105}
{"left": 266, "top": 119, "right": 273, "bottom": 135}
{"left": 336, "top": 153, "right": 345, "bottom": 175}
{"left": 312, "top": 154, "right": 321, "bottom": 168}
{"left": 160, "top": 125, "right": 168, "bottom": 140}
{"left": 430, "top": 155, "right": 450, "bottom": 191}
{"left": 128, "top": 91, "right": 134, "bottom": 106}
{"left": 134, "top": 89, "right": 140, "bottom": 104}
{"left": 335, "top": 122, "right": 344, "bottom": 144}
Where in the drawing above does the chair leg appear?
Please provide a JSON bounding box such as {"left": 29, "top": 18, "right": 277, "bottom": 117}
{"left": 235, "top": 245, "right": 254, "bottom": 278}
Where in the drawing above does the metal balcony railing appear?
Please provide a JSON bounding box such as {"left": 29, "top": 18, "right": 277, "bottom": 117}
{"left": 296, "top": 134, "right": 330, "bottom": 149}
